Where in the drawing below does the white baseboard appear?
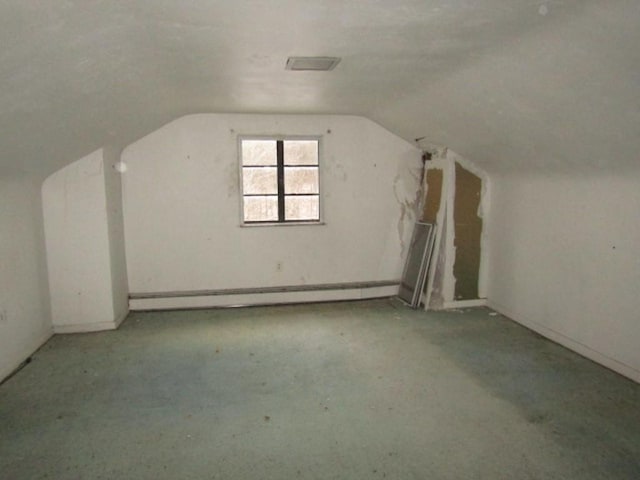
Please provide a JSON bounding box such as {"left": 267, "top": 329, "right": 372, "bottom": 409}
{"left": 113, "top": 308, "right": 129, "bottom": 328}
{"left": 0, "top": 328, "right": 53, "bottom": 383}
{"left": 52, "top": 307, "right": 130, "bottom": 334}
{"left": 488, "top": 300, "right": 640, "bottom": 384}
{"left": 130, "top": 283, "right": 399, "bottom": 311}
{"left": 441, "top": 298, "right": 487, "bottom": 309}
{"left": 53, "top": 320, "right": 119, "bottom": 334}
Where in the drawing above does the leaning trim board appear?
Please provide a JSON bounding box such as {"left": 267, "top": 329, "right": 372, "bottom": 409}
{"left": 398, "top": 222, "right": 436, "bottom": 308}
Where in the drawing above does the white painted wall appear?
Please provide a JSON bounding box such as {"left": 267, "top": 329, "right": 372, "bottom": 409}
{"left": 487, "top": 173, "right": 640, "bottom": 382}
{"left": 42, "top": 149, "right": 127, "bottom": 332}
{"left": 122, "top": 114, "right": 421, "bottom": 304}
{"left": 0, "top": 174, "right": 52, "bottom": 381}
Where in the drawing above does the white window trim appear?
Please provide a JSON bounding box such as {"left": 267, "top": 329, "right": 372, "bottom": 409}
{"left": 238, "top": 135, "right": 325, "bottom": 227}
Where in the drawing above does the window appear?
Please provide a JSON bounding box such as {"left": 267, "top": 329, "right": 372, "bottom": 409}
{"left": 240, "top": 138, "right": 320, "bottom": 224}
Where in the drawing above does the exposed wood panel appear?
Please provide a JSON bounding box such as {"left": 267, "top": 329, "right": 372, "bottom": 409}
{"left": 453, "top": 162, "right": 482, "bottom": 300}
{"left": 422, "top": 168, "right": 443, "bottom": 223}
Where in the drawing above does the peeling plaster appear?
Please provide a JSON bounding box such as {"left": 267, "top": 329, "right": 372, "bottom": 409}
{"left": 445, "top": 150, "right": 490, "bottom": 299}
{"left": 418, "top": 148, "right": 489, "bottom": 309}
{"left": 393, "top": 166, "right": 422, "bottom": 257}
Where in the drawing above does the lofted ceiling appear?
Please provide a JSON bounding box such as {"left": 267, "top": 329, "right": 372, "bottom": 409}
{"left": 1, "top": 1, "right": 639, "bottom": 177}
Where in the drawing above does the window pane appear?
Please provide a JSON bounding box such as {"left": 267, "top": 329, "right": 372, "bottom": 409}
{"left": 284, "top": 167, "right": 319, "bottom": 194}
{"left": 242, "top": 140, "right": 277, "bottom": 166}
{"left": 243, "top": 167, "right": 277, "bottom": 194}
{"left": 244, "top": 196, "right": 278, "bottom": 222}
{"left": 283, "top": 140, "right": 318, "bottom": 165}
{"left": 285, "top": 195, "right": 319, "bottom": 221}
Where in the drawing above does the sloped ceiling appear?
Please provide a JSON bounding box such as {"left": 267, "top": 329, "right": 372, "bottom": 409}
{"left": 1, "top": 1, "right": 639, "bottom": 177}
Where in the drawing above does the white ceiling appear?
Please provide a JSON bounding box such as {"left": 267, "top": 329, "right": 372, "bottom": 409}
{"left": 1, "top": 1, "right": 639, "bottom": 176}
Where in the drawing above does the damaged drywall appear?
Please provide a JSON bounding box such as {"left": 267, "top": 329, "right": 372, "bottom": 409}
{"left": 415, "top": 143, "right": 489, "bottom": 309}
{"left": 393, "top": 167, "right": 422, "bottom": 257}
{"left": 422, "top": 168, "right": 443, "bottom": 223}
{"left": 453, "top": 162, "right": 483, "bottom": 300}
{"left": 418, "top": 157, "right": 448, "bottom": 309}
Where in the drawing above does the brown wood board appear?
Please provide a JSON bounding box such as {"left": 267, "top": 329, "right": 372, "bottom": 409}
{"left": 422, "top": 168, "right": 443, "bottom": 223}
{"left": 453, "top": 163, "right": 482, "bottom": 300}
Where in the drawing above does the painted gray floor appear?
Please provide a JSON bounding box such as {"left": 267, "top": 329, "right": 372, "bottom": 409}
{"left": 1, "top": 299, "right": 639, "bottom": 479}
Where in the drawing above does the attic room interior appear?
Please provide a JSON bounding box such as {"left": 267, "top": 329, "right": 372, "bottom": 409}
{"left": 1, "top": 1, "right": 639, "bottom": 478}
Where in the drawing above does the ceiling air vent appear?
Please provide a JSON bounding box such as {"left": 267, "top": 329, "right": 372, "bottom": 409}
{"left": 285, "top": 56, "right": 341, "bottom": 71}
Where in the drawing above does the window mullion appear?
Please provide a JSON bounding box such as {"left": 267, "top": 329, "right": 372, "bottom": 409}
{"left": 276, "top": 140, "right": 285, "bottom": 222}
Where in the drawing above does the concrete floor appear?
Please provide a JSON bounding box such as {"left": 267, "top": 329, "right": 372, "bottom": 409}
{"left": 1, "top": 299, "right": 639, "bottom": 479}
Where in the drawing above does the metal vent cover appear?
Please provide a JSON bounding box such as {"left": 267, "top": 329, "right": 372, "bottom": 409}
{"left": 285, "top": 56, "right": 341, "bottom": 71}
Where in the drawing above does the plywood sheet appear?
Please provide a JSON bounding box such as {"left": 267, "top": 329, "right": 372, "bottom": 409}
{"left": 453, "top": 163, "right": 482, "bottom": 300}
{"left": 422, "top": 168, "right": 443, "bottom": 223}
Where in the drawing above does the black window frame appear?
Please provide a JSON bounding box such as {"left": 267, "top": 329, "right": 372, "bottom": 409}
{"left": 240, "top": 137, "right": 321, "bottom": 225}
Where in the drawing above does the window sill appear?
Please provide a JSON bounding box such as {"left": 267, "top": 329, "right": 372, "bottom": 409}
{"left": 240, "top": 221, "right": 326, "bottom": 228}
